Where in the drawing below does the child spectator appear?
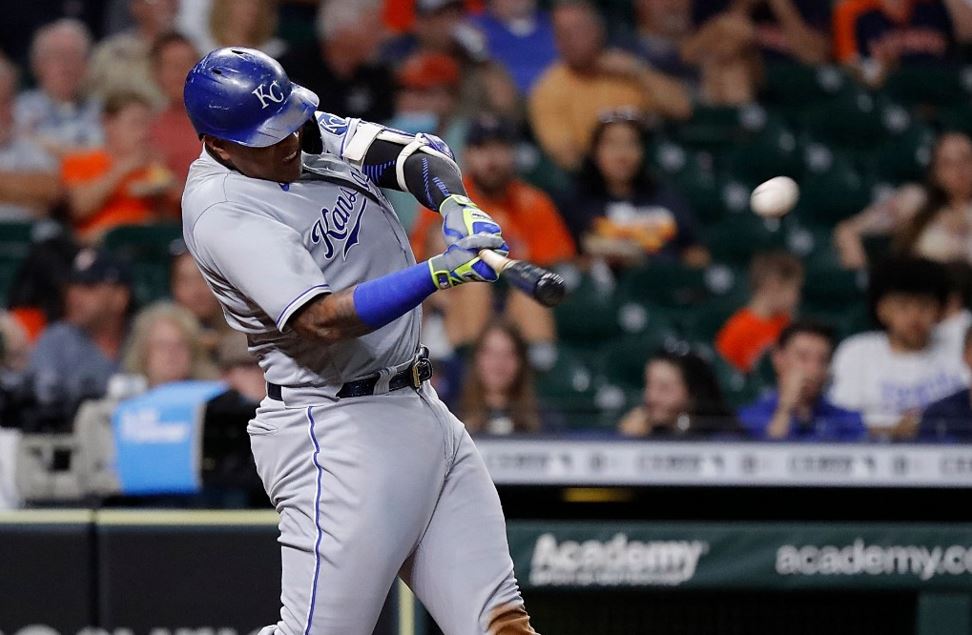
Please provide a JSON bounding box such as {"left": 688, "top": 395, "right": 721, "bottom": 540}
{"left": 920, "top": 324, "right": 972, "bottom": 441}
{"left": 0, "top": 56, "right": 61, "bottom": 221}
{"left": 738, "top": 320, "right": 867, "bottom": 441}
{"left": 565, "top": 112, "right": 709, "bottom": 268}
{"left": 528, "top": 0, "right": 691, "bottom": 172}
{"left": 62, "top": 91, "right": 174, "bottom": 244}
{"left": 830, "top": 256, "right": 968, "bottom": 437}
{"left": 459, "top": 322, "right": 543, "bottom": 434}
{"left": 121, "top": 301, "right": 218, "bottom": 389}
{"left": 618, "top": 349, "right": 736, "bottom": 437}
{"left": 717, "top": 251, "right": 804, "bottom": 373}
{"left": 835, "top": 131, "right": 972, "bottom": 269}
{"left": 15, "top": 19, "right": 102, "bottom": 154}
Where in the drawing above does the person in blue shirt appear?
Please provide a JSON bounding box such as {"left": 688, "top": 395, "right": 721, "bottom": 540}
{"left": 471, "top": 0, "right": 558, "bottom": 94}
{"left": 919, "top": 325, "right": 972, "bottom": 442}
{"left": 738, "top": 320, "right": 867, "bottom": 441}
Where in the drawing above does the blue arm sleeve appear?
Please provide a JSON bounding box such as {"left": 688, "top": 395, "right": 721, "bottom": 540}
{"left": 352, "top": 262, "right": 436, "bottom": 330}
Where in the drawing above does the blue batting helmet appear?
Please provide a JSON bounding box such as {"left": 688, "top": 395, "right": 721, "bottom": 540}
{"left": 183, "top": 47, "right": 319, "bottom": 148}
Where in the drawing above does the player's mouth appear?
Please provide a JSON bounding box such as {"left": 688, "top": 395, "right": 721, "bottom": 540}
{"left": 283, "top": 149, "right": 299, "bottom": 163}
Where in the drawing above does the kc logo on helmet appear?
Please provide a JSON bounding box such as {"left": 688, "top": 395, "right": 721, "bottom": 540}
{"left": 252, "top": 80, "right": 285, "bottom": 109}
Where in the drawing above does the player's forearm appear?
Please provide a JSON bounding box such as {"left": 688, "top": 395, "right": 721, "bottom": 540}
{"left": 361, "top": 138, "right": 467, "bottom": 210}
{"left": 292, "top": 262, "right": 437, "bottom": 344}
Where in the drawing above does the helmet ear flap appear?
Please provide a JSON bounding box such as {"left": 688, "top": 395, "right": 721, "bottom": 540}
{"left": 300, "top": 118, "right": 323, "bottom": 155}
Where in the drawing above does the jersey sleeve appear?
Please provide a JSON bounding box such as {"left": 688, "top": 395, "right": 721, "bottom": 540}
{"left": 191, "top": 204, "right": 330, "bottom": 331}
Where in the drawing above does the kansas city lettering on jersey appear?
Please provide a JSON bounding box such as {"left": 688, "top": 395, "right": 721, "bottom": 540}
{"left": 310, "top": 187, "right": 364, "bottom": 260}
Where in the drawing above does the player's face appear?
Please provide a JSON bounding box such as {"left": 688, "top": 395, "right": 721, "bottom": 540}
{"left": 877, "top": 293, "right": 941, "bottom": 351}
{"left": 144, "top": 318, "right": 193, "bottom": 387}
{"left": 209, "top": 131, "right": 303, "bottom": 183}
{"left": 644, "top": 360, "right": 690, "bottom": 426}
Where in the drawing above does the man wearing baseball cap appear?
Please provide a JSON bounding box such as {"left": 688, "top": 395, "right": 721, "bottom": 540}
{"left": 27, "top": 248, "right": 133, "bottom": 408}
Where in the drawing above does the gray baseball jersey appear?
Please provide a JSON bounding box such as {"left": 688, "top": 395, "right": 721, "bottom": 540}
{"left": 182, "top": 113, "right": 534, "bottom": 635}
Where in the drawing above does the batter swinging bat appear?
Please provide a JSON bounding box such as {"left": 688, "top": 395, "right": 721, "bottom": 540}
{"left": 478, "top": 250, "right": 567, "bottom": 307}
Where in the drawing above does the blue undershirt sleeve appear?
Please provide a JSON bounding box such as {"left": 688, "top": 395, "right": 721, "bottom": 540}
{"left": 352, "top": 262, "right": 436, "bottom": 330}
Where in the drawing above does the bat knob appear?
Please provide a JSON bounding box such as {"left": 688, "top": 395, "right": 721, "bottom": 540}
{"left": 535, "top": 272, "right": 567, "bottom": 307}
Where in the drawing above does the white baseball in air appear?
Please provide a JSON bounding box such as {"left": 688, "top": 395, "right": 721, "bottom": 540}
{"left": 750, "top": 176, "right": 799, "bottom": 218}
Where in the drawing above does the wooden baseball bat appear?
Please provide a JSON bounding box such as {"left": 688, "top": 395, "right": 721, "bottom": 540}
{"left": 478, "top": 250, "right": 567, "bottom": 307}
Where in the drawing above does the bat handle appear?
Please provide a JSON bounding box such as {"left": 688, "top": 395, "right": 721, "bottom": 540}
{"left": 478, "top": 249, "right": 511, "bottom": 272}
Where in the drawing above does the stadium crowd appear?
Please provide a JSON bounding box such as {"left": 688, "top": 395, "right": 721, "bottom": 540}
{"left": 1, "top": 0, "right": 972, "bottom": 507}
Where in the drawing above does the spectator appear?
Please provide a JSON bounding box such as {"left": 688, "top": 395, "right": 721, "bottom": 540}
{"left": 834, "top": 0, "right": 958, "bottom": 86}
{"left": 382, "top": 0, "right": 484, "bottom": 35}
{"left": 148, "top": 32, "right": 201, "bottom": 203}
{"left": 216, "top": 331, "right": 265, "bottom": 403}
{"left": 411, "top": 115, "right": 573, "bottom": 346}
{"left": 738, "top": 320, "right": 867, "bottom": 441}
{"left": 920, "top": 325, "right": 972, "bottom": 441}
{"left": 62, "top": 91, "right": 174, "bottom": 244}
{"left": 692, "top": 0, "right": 831, "bottom": 65}
{"left": 15, "top": 19, "right": 102, "bottom": 154}
{"left": 830, "top": 256, "right": 968, "bottom": 437}
{"left": 121, "top": 301, "right": 218, "bottom": 388}
{"left": 528, "top": 1, "right": 692, "bottom": 172}
{"left": 470, "top": 0, "right": 558, "bottom": 94}
{"left": 564, "top": 112, "right": 709, "bottom": 268}
{"left": 716, "top": 251, "right": 804, "bottom": 373}
{"left": 623, "top": 0, "right": 699, "bottom": 85}
{"left": 280, "top": 1, "right": 394, "bottom": 123}
{"left": 169, "top": 242, "right": 229, "bottom": 358}
{"left": 459, "top": 322, "right": 542, "bottom": 434}
{"left": 937, "top": 261, "right": 972, "bottom": 352}
{"left": 195, "top": 0, "right": 286, "bottom": 59}
{"left": 0, "top": 311, "right": 32, "bottom": 374}
{"left": 835, "top": 131, "right": 972, "bottom": 269}
{"left": 27, "top": 248, "right": 133, "bottom": 409}
{"left": 0, "top": 56, "right": 62, "bottom": 221}
{"left": 87, "top": 0, "right": 179, "bottom": 103}
{"left": 618, "top": 348, "right": 736, "bottom": 437}
{"left": 382, "top": 0, "right": 473, "bottom": 64}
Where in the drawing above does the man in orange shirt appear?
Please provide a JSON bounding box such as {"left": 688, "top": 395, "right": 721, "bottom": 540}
{"left": 717, "top": 251, "right": 804, "bottom": 373}
{"left": 412, "top": 114, "right": 576, "bottom": 345}
{"left": 62, "top": 91, "right": 173, "bottom": 244}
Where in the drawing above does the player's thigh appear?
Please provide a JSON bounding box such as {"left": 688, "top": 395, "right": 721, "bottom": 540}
{"left": 402, "top": 424, "right": 533, "bottom": 635}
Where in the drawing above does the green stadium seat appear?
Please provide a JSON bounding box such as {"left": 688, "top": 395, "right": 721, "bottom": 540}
{"left": 882, "top": 65, "right": 972, "bottom": 109}
{"left": 802, "top": 260, "right": 868, "bottom": 312}
{"left": 797, "top": 92, "right": 899, "bottom": 151}
{"left": 712, "top": 355, "right": 763, "bottom": 409}
{"left": 794, "top": 156, "right": 872, "bottom": 226}
{"left": 553, "top": 273, "right": 622, "bottom": 347}
{"left": 722, "top": 122, "right": 802, "bottom": 184}
{"left": 760, "top": 64, "right": 852, "bottom": 117}
{"left": 101, "top": 224, "right": 183, "bottom": 305}
{"left": 668, "top": 104, "right": 774, "bottom": 151}
{"left": 596, "top": 333, "right": 680, "bottom": 391}
{"left": 0, "top": 221, "right": 35, "bottom": 259}
{"left": 703, "top": 215, "right": 788, "bottom": 266}
{"left": 0, "top": 252, "right": 25, "bottom": 305}
{"left": 872, "top": 124, "right": 936, "bottom": 183}
{"left": 682, "top": 296, "right": 744, "bottom": 344}
{"left": 617, "top": 262, "right": 709, "bottom": 309}
{"left": 937, "top": 104, "right": 972, "bottom": 136}
{"left": 535, "top": 345, "right": 601, "bottom": 429}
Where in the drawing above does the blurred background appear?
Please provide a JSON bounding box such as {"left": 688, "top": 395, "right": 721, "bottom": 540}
{"left": 1, "top": 0, "right": 972, "bottom": 633}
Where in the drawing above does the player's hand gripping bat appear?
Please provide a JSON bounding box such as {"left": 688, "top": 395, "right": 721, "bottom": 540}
{"left": 478, "top": 250, "right": 567, "bottom": 307}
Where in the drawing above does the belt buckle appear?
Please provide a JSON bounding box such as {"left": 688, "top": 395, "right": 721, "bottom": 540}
{"left": 411, "top": 362, "right": 422, "bottom": 389}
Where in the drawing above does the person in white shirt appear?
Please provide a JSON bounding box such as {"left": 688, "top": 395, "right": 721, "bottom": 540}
{"left": 830, "top": 256, "right": 969, "bottom": 439}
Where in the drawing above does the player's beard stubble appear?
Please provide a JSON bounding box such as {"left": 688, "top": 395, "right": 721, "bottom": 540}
{"left": 205, "top": 130, "right": 304, "bottom": 184}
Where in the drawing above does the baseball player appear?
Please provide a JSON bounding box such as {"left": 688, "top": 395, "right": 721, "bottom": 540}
{"left": 181, "top": 48, "right": 537, "bottom": 635}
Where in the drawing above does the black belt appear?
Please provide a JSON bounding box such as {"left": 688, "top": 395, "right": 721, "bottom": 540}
{"left": 267, "top": 349, "right": 433, "bottom": 401}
